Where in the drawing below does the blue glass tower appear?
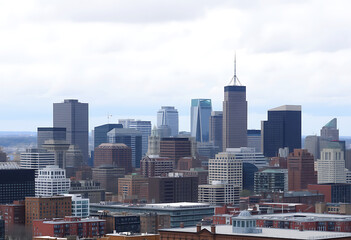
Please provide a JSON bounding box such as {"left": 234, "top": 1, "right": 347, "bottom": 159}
{"left": 191, "top": 99, "right": 212, "bottom": 142}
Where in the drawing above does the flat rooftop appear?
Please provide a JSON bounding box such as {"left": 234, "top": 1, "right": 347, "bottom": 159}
{"left": 255, "top": 213, "right": 351, "bottom": 222}
{"left": 92, "top": 202, "right": 212, "bottom": 210}
{"left": 162, "top": 225, "right": 351, "bottom": 239}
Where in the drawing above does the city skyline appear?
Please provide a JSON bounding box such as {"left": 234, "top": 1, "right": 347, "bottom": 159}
{"left": 1, "top": 1, "right": 351, "bottom": 135}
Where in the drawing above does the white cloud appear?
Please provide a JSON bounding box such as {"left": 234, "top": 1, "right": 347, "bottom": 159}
{"left": 0, "top": 0, "right": 351, "bottom": 135}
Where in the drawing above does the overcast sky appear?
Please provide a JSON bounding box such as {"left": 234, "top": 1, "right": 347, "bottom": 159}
{"left": 1, "top": 0, "right": 351, "bottom": 135}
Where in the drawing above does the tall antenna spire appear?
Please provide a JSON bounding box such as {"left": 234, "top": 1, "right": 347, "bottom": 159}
{"left": 228, "top": 51, "right": 242, "bottom": 86}
{"left": 234, "top": 51, "right": 237, "bottom": 85}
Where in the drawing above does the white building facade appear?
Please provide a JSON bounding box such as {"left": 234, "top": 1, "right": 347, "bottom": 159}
{"left": 63, "top": 194, "right": 90, "bottom": 217}
{"left": 35, "top": 165, "right": 70, "bottom": 197}
{"left": 317, "top": 148, "right": 346, "bottom": 184}
{"left": 226, "top": 148, "right": 268, "bottom": 169}
{"left": 20, "top": 148, "right": 55, "bottom": 176}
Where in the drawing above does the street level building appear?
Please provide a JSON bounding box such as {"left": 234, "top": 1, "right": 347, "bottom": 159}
{"left": 25, "top": 196, "right": 72, "bottom": 225}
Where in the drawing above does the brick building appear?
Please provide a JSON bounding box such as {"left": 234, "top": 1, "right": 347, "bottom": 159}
{"left": 148, "top": 175, "right": 198, "bottom": 203}
{"left": 159, "top": 138, "right": 192, "bottom": 165}
{"left": 25, "top": 196, "right": 72, "bottom": 225}
{"left": 94, "top": 143, "right": 132, "bottom": 174}
{"left": 0, "top": 201, "right": 25, "bottom": 235}
{"left": 308, "top": 183, "right": 351, "bottom": 203}
{"left": 100, "top": 232, "right": 159, "bottom": 240}
{"left": 255, "top": 213, "right": 351, "bottom": 232}
{"left": 288, "top": 149, "right": 317, "bottom": 191}
{"left": 140, "top": 155, "right": 174, "bottom": 177}
{"left": 92, "top": 166, "right": 125, "bottom": 194}
{"left": 159, "top": 223, "right": 351, "bottom": 240}
{"left": 118, "top": 174, "right": 149, "bottom": 203}
{"left": 177, "top": 157, "right": 201, "bottom": 170}
{"left": 32, "top": 216, "right": 105, "bottom": 238}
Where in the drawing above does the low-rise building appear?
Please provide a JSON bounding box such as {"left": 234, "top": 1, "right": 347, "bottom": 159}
{"left": 255, "top": 213, "right": 351, "bottom": 232}
{"left": 63, "top": 194, "right": 89, "bottom": 217}
{"left": 90, "top": 202, "right": 214, "bottom": 228}
{"left": 25, "top": 196, "right": 72, "bottom": 225}
{"left": 0, "top": 201, "right": 25, "bottom": 235}
{"left": 316, "top": 202, "right": 351, "bottom": 215}
{"left": 100, "top": 232, "right": 159, "bottom": 240}
{"left": 32, "top": 216, "right": 106, "bottom": 238}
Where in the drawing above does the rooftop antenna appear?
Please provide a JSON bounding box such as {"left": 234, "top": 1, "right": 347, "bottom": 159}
{"left": 107, "top": 113, "right": 112, "bottom": 123}
{"left": 228, "top": 51, "right": 242, "bottom": 86}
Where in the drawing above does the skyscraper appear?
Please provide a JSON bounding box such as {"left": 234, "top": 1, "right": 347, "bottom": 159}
{"left": 287, "top": 149, "right": 316, "bottom": 191}
{"left": 128, "top": 120, "right": 152, "bottom": 156}
{"left": 37, "top": 127, "right": 66, "bottom": 148}
{"left": 190, "top": 99, "right": 212, "bottom": 142}
{"left": 262, "top": 105, "right": 301, "bottom": 157}
{"left": 209, "top": 111, "right": 223, "bottom": 151}
{"left": 222, "top": 68, "right": 247, "bottom": 150}
{"left": 53, "top": 99, "right": 89, "bottom": 163}
{"left": 157, "top": 106, "right": 179, "bottom": 137}
{"left": 317, "top": 148, "right": 346, "bottom": 184}
{"left": 94, "top": 124, "right": 123, "bottom": 149}
{"left": 320, "top": 118, "right": 339, "bottom": 141}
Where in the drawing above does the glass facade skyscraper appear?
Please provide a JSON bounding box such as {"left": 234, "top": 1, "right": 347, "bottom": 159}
{"left": 94, "top": 123, "right": 123, "bottom": 149}
{"left": 157, "top": 106, "right": 179, "bottom": 137}
{"left": 262, "top": 105, "right": 301, "bottom": 158}
{"left": 53, "top": 99, "right": 89, "bottom": 163}
{"left": 190, "top": 99, "right": 212, "bottom": 142}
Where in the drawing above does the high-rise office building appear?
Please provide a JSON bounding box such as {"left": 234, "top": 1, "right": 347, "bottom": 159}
{"left": 262, "top": 105, "right": 301, "bottom": 157}
{"left": 226, "top": 148, "right": 268, "bottom": 169}
{"left": 92, "top": 166, "right": 125, "bottom": 194}
{"left": 159, "top": 138, "right": 192, "bottom": 165}
{"left": 209, "top": 111, "right": 223, "bottom": 151}
{"left": 94, "top": 143, "right": 132, "bottom": 174}
{"left": 317, "top": 148, "right": 346, "bottom": 184}
{"left": 157, "top": 106, "right": 179, "bottom": 137}
{"left": 304, "top": 135, "right": 320, "bottom": 160}
{"left": 148, "top": 175, "right": 198, "bottom": 203}
{"left": 287, "top": 149, "right": 316, "bottom": 191}
{"left": 94, "top": 124, "right": 123, "bottom": 149}
{"left": 53, "top": 99, "right": 89, "bottom": 163}
{"left": 140, "top": 155, "right": 174, "bottom": 178}
{"left": 20, "top": 148, "right": 55, "bottom": 176}
{"left": 129, "top": 120, "right": 152, "bottom": 156}
{"left": 35, "top": 165, "right": 70, "bottom": 197}
{"left": 321, "top": 118, "right": 339, "bottom": 141}
{"left": 0, "top": 163, "right": 35, "bottom": 204}
{"left": 190, "top": 99, "right": 212, "bottom": 142}
{"left": 108, "top": 128, "right": 142, "bottom": 168}
{"left": 37, "top": 127, "right": 66, "bottom": 148}
{"left": 222, "top": 85, "right": 247, "bottom": 151}
{"left": 247, "top": 130, "right": 262, "bottom": 153}
{"left": 147, "top": 127, "right": 160, "bottom": 156}
{"left": 207, "top": 151, "right": 243, "bottom": 204}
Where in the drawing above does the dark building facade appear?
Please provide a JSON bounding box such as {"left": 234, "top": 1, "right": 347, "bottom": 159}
{"left": 308, "top": 183, "right": 351, "bottom": 203}
{"left": 148, "top": 176, "right": 198, "bottom": 203}
{"left": 223, "top": 85, "right": 247, "bottom": 151}
{"left": 94, "top": 143, "right": 132, "bottom": 174}
{"left": 262, "top": 105, "right": 301, "bottom": 157}
{"left": 94, "top": 123, "right": 123, "bottom": 149}
{"left": 288, "top": 149, "right": 316, "bottom": 191}
{"left": 37, "top": 127, "right": 66, "bottom": 148}
{"left": 243, "top": 162, "right": 258, "bottom": 192}
{"left": 53, "top": 99, "right": 89, "bottom": 163}
{"left": 160, "top": 138, "right": 192, "bottom": 165}
{"left": 92, "top": 166, "right": 125, "bottom": 194}
{"left": 209, "top": 111, "right": 223, "bottom": 152}
{"left": 190, "top": 99, "right": 212, "bottom": 143}
{"left": 0, "top": 167, "right": 35, "bottom": 204}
